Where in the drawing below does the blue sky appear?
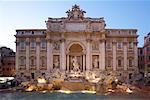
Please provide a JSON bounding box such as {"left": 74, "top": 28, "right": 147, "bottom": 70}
{"left": 0, "top": 0, "right": 150, "bottom": 51}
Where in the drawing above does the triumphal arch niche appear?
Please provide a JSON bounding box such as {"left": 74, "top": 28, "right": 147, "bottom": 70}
{"left": 46, "top": 4, "right": 106, "bottom": 74}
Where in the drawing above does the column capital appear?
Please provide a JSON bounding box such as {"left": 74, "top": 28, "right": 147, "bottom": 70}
{"left": 112, "top": 41, "right": 117, "bottom": 45}
{"left": 60, "top": 38, "right": 66, "bottom": 43}
{"left": 36, "top": 38, "right": 40, "bottom": 44}
{"left": 47, "top": 39, "right": 53, "bottom": 43}
{"left": 123, "top": 42, "right": 128, "bottom": 45}
{"left": 86, "top": 38, "right": 92, "bottom": 42}
{"left": 99, "top": 39, "right": 105, "bottom": 43}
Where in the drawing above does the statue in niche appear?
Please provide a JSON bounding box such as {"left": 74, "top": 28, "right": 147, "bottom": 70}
{"left": 93, "top": 58, "right": 99, "bottom": 68}
{"left": 53, "top": 57, "right": 59, "bottom": 68}
{"left": 72, "top": 56, "right": 80, "bottom": 71}
{"left": 53, "top": 42, "right": 60, "bottom": 50}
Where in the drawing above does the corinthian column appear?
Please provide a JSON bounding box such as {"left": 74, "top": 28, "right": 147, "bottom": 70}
{"left": 60, "top": 38, "right": 66, "bottom": 71}
{"left": 26, "top": 38, "right": 30, "bottom": 71}
{"left": 47, "top": 39, "right": 53, "bottom": 72}
{"left": 36, "top": 38, "right": 40, "bottom": 70}
{"left": 112, "top": 42, "right": 117, "bottom": 71}
{"left": 134, "top": 41, "right": 138, "bottom": 71}
{"left": 123, "top": 42, "right": 127, "bottom": 70}
{"left": 15, "top": 39, "right": 19, "bottom": 71}
{"left": 100, "top": 39, "right": 105, "bottom": 70}
{"left": 86, "top": 39, "right": 91, "bottom": 70}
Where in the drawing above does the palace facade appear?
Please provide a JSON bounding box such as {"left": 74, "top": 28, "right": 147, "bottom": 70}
{"left": 15, "top": 5, "right": 138, "bottom": 81}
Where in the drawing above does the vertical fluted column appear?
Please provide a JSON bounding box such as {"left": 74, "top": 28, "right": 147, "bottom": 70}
{"left": 123, "top": 42, "right": 127, "bottom": 70}
{"left": 26, "top": 38, "right": 30, "bottom": 71}
{"left": 83, "top": 54, "right": 85, "bottom": 71}
{"left": 47, "top": 39, "right": 52, "bottom": 72}
{"left": 100, "top": 39, "right": 105, "bottom": 70}
{"left": 86, "top": 39, "right": 91, "bottom": 70}
{"left": 112, "top": 42, "right": 117, "bottom": 71}
{"left": 134, "top": 42, "right": 138, "bottom": 72}
{"left": 60, "top": 38, "right": 66, "bottom": 71}
{"left": 36, "top": 38, "right": 40, "bottom": 70}
{"left": 15, "top": 39, "right": 19, "bottom": 71}
{"left": 67, "top": 54, "right": 69, "bottom": 72}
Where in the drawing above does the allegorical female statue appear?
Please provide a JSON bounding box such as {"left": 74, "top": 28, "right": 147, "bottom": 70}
{"left": 93, "top": 58, "right": 98, "bottom": 68}
{"left": 72, "top": 56, "right": 80, "bottom": 71}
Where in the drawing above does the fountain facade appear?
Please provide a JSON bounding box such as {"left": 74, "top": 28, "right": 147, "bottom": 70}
{"left": 15, "top": 4, "right": 138, "bottom": 83}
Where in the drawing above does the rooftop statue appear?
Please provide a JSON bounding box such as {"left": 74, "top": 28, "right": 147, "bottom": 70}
{"left": 66, "top": 4, "right": 86, "bottom": 20}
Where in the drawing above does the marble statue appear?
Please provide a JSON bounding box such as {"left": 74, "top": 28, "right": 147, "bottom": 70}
{"left": 93, "top": 58, "right": 98, "bottom": 68}
{"left": 72, "top": 56, "right": 80, "bottom": 71}
{"left": 54, "top": 58, "right": 59, "bottom": 68}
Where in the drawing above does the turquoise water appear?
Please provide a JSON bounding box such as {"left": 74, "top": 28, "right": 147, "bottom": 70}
{"left": 0, "top": 92, "right": 149, "bottom": 100}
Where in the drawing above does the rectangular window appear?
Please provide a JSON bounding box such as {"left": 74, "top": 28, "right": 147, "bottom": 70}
{"left": 41, "top": 57, "right": 46, "bottom": 67}
{"left": 118, "top": 59, "right": 122, "bottom": 67}
{"left": 41, "top": 39, "right": 47, "bottom": 49}
{"left": 20, "top": 57, "right": 25, "bottom": 66}
{"left": 129, "top": 59, "right": 133, "bottom": 67}
{"left": 20, "top": 41, "right": 26, "bottom": 50}
{"left": 129, "top": 42, "right": 133, "bottom": 49}
{"left": 107, "top": 59, "right": 111, "bottom": 67}
{"left": 147, "top": 47, "right": 149, "bottom": 52}
{"left": 30, "top": 58, "right": 35, "bottom": 66}
{"left": 106, "top": 42, "right": 112, "bottom": 49}
{"left": 30, "top": 39, "right": 36, "bottom": 49}
{"left": 117, "top": 42, "right": 122, "bottom": 49}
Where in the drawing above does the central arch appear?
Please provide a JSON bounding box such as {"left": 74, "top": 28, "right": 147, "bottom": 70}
{"left": 66, "top": 42, "right": 86, "bottom": 72}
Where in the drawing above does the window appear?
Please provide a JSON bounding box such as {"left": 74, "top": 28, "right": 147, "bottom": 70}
{"left": 140, "top": 49, "right": 143, "bottom": 55}
{"left": 118, "top": 59, "right": 122, "bottom": 67}
{"left": 41, "top": 39, "right": 46, "bottom": 49}
{"left": 129, "top": 73, "right": 132, "bottom": 79}
{"left": 20, "top": 41, "right": 26, "bottom": 50}
{"left": 40, "top": 57, "right": 46, "bottom": 67}
{"left": 30, "top": 39, "right": 36, "bottom": 49}
{"left": 129, "top": 59, "right": 133, "bottom": 67}
{"left": 41, "top": 58, "right": 45, "bottom": 67}
{"left": 117, "top": 42, "right": 122, "bottom": 49}
{"left": 107, "top": 59, "right": 111, "bottom": 67}
{"left": 129, "top": 42, "right": 133, "bottom": 49}
{"left": 30, "top": 57, "right": 35, "bottom": 66}
{"left": 31, "top": 73, "right": 34, "bottom": 79}
{"left": 20, "top": 57, "right": 26, "bottom": 66}
{"left": 106, "top": 42, "right": 112, "bottom": 49}
{"left": 31, "top": 31, "right": 34, "bottom": 34}
{"left": 147, "top": 47, "right": 149, "bottom": 52}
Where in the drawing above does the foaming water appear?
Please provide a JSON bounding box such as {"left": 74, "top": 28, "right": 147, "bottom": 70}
{"left": 0, "top": 92, "right": 149, "bottom": 100}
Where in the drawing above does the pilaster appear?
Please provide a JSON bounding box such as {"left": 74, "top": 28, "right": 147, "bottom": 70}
{"left": 134, "top": 41, "right": 138, "bottom": 72}
{"left": 100, "top": 39, "right": 105, "bottom": 70}
{"left": 112, "top": 41, "right": 117, "bottom": 71}
{"left": 123, "top": 42, "right": 127, "bottom": 70}
{"left": 47, "top": 39, "right": 53, "bottom": 72}
{"left": 26, "top": 38, "right": 30, "bottom": 71}
{"left": 36, "top": 38, "right": 40, "bottom": 70}
{"left": 86, "top": 39, "right": 92, "bottom": 70}
{"left": 15, "top": 39, "right": 19, "bottom": 71}
{"left": 60, "top": 38, "right": 66, "bottom": 71}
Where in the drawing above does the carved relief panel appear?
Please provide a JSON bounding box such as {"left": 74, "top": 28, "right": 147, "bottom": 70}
{"left": 92, "top": 41, "right": 99, "bottom": 51}
{"left": 53, "top": 41, "right": 60, "bottom": 51}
